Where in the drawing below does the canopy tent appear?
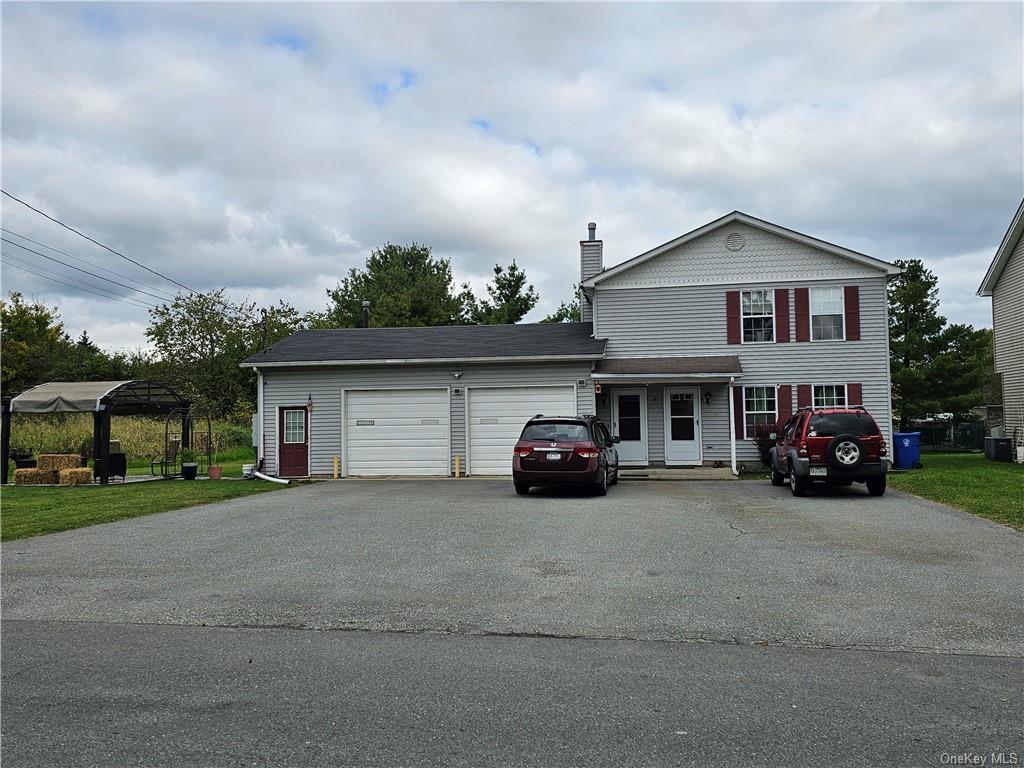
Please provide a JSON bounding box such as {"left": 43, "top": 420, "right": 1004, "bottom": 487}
{"left": 2, "top": 380, "right": 192, "bottom": 485}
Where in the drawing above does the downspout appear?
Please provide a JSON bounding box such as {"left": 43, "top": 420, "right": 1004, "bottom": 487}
{"left": 728, "top": 376, "right": 738, "bottom": 476}
{"left": 256, "top": 369, "right": 265, "bottom": 471}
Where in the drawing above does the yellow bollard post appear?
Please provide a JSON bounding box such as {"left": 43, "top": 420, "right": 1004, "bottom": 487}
{"left": 454, "top": 455, "right": 461, "bottom": 478}
{"left": 333, "top": 456, "right": 339, "bottom": 480}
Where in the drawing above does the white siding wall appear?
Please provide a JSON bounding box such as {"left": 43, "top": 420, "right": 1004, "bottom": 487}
{"left": 598, "top": 223, "right": 880, "bottom": 290}
{"left": 992, "top": 235, "right": 1024, "bottom": 441}
{"left": 259, "top": 361, "right": 595, "bottom": 476}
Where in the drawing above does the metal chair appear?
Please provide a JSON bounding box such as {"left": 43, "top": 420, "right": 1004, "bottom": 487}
{"left": 150, "top": 438, "right": 180, "bottom": 478}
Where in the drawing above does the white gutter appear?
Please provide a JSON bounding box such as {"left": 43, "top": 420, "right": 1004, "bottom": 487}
{"left": 240, "top": 353, "right": 602, "bottom": 369}
{"left": 728, "top": 375, "right": 738, "bottom": 476}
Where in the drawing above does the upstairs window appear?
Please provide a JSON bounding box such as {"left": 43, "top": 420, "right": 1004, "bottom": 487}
{"left": 813, "top": 384, "right": 847, "bottom": 408}
{"left": 811, "top": 287, "right": 845, "bottom": 340}
{"left": 741, "top": 290, "right": 774, "bottom": 343}
{"left": 743, "top": 386, "right": 777, "bottom": 439}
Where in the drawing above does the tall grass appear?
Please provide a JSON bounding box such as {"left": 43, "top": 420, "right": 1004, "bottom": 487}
{"left": 9, "top": 414, "right": 252, "bottom": 462}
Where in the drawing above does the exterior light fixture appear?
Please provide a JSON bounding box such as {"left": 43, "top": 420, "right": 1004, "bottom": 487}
{"left": 307, "top": 394, "right": 314, "bottom": 413}
{"left": 704, "top": 391, "right": 712, "bottom": 406}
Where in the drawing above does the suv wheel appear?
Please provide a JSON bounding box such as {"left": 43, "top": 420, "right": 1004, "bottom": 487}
{"left": 866, "top": 476, "right": 886, "bottom": 497}
{"left": 594, "top": 467, "right": 608, "bottom": 496}
{"left": 514, "top": 482, "right": 530, "bottom": 496}
{"left": 789, "top": 463, "right": 809, "bottom": 497}
{"left": 771, "top": 469, "right": 786, "bottom": 486}
{"left": 828, "top": 434, "right": 865, "bottom": 472}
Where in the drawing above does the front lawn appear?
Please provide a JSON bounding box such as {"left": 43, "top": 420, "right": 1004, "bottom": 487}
{"left": 888, "top": 452, "right": 1023, "bottom": 529}
{"left": 1, "top": 479, "right": 287, "bottom": 541}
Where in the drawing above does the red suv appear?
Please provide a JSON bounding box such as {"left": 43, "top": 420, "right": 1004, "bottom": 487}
{"left": 769, "top": 406, "right": 889, "bottom": 496}
{"left": 512, "top": 415, "right": 620, "bottom": 496}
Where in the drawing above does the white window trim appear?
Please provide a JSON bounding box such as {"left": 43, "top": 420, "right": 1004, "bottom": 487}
{"left": 742, "top": 385, "right": 779, "bottom": 440}
{"left": 740, "top": 289, "right": 776, "bottom": 345}
{"left": 812, "top": 384, "right": 848, "bottom": 408}
{"left": 809, "top": 286, "right": 846, "bottom": 342}
{"left": 282, "top": 408, "right": 307, "bottom": 444}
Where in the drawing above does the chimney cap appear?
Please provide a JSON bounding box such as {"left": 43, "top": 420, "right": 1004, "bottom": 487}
{"left": 361, "top": 300, "right": 370, "bottom": 308}
{"left": 587, "top": 222, "right": 597, "bottom": 241}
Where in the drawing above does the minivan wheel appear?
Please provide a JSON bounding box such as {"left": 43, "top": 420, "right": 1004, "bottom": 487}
{"left": 594, "top": 468, "right": 608, "bottom": 496}
{"left": 789, "top": 464, "right": 809, "bottom": 497}
{"left": 514, "top": 482, "right": 531, "bottom": 496}
{"left": 866, "top": 476, "right": 886, "bottom": 496}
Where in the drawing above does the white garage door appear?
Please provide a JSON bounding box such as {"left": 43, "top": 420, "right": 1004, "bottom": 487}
{"left": 467, "top": 385, "right": 577, "bottom": 475}
{"left": 345, "top": 389, "right": 449, "bottom": 476}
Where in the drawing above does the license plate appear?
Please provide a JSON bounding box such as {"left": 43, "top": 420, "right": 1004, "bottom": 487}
{"left": 546, "top": 452, "right": 562, "bottom": 461}
{"left": 810, "top": 466, "right": 827, "bottom": 477}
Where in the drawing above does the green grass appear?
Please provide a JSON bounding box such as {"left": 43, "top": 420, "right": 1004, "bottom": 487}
{"left": 888, "top": 452, "right": 1024, "bottom": 529}
{"left": 1, "top": 479, "right": 288, "bottom": 541}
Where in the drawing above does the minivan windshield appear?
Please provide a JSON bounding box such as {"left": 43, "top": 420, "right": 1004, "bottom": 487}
{"left": 520, "top": 422, "right": 591, "bottom": 442}
{"left": 808, "top": 413, "right": 879, "bottom": 437}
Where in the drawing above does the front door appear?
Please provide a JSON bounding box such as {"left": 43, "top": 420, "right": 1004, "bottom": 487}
{"left": 278, "top": 407, "right": 309, "bottom": 477}
{"left": 612, "top": 389, "right": 647, "bottom": 465}
{"left": 664, "top": 387, "right": 701, "bottom": 465}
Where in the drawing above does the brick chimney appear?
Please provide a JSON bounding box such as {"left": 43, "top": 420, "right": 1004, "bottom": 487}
{"left": 580, "top": 222, "right": 603, "bottom": 323}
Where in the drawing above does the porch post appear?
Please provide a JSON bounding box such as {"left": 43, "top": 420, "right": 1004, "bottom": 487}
{"left": 97, "top": 405, "right": 111, "bottom": 485}
{"left": 1, "top": 398, "right": 11, "bottom": 485}
{"left": 728, "top": 377, "right": 738, "bottom": 476}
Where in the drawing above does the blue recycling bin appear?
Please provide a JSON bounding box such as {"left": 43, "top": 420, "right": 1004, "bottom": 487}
{"left": 893, "top": 432, "right": 921, "bottom": 469}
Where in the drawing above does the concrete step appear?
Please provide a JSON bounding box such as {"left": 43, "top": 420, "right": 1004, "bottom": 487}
{"left": 619, "top": 467, "right": 736, "bottom": 481}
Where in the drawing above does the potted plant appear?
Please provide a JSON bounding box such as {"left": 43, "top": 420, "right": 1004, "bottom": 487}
{"left": 208, "top": 435, "right": 222, "bottom": 480}
{"left": 180, "top": 449, "right": 198, "bottom": 480}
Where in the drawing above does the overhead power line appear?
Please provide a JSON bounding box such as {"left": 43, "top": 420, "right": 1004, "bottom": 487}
{"left": 1, "top": 189, "right": 197, "bottom": 294}
{"left": 1, "top": 252, "right": 156, "bottom": 311}
{"left": 1, "top": 238, "right": 175, "bottom": 304}
{"left": 0, "top": 227, "right": 178, "bottom": 302}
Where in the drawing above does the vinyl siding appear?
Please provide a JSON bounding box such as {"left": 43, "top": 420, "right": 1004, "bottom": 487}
{"left": 594, "top": 275, "right": 893, "bottom": 461}
{"left": 580, "top": 241, "right": 603, "bottom": 323}
{"left": 992, "top": 233, "right": 1024, "bottom": 440}
{"left": 597, "top": 223, "right": 880, "bottom": 290}
{"left": 259, "top": 361, "right": 595, "bottom": 476}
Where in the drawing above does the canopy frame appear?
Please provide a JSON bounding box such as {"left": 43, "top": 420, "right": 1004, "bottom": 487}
{"left": 2, "top": 380, "right": 192, "bottom": 485}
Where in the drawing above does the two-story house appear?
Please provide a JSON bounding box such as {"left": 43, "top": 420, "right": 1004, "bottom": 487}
{"left": 243, "top": 211, "right": 899, "bottom": 477}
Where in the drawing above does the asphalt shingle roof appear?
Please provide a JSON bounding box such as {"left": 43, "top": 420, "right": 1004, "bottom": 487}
{"left": 242, "top": 323, "right": 606, "bottom": 365}
{"left": 594, "top": 356, "right": 743, "bottom": 375}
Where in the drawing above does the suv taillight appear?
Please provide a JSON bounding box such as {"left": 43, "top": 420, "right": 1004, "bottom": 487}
{"left": 879, "top": 439, "right": 887, "bottom": 457}
{"left": 575, "top": 447, "right": 600, "bottom": 459}
{"left": 513, "top": 447, "right": 532, "bottom": 458}
{"left": 797, "top": 441, "right": 808, "bottom": 457}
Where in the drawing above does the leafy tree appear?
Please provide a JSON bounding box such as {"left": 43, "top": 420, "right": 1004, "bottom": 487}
{"left": 0, "top": 292, "right": 69, "bottom": 398}
{"left": 541, "top": 290, "right": 582, "bottom": 323}
{"left": 146, "top": 291, "right": 303, "bottom": 417}
{"left": 888, "top": 259, "right": 949, "bottom": 429}
{"left": 468, "top": 261, "right": 539, "bottom": 325}
{"left": 316, "top": 243, "right": 473, "bottom": 328}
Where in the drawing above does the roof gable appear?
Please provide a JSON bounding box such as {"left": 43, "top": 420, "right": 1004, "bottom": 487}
{"left": 978, "top": 198, "right": 1024, "bottom": 296}
{"left": 582, "top": 211, "right": 900, "bottom": 289}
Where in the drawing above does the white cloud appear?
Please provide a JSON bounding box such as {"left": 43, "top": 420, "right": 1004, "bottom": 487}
{"left": 1, "top": 2, "right": 1020, "bottom": 350}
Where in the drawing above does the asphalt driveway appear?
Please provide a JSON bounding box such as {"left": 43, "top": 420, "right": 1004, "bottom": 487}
{"left": 4, "top": 478, "right": 1022, "bottom": 655}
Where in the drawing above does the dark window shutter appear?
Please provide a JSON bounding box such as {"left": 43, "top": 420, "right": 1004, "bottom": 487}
{"left": 774, "top": 288, "right": 790, "bottom": 342}
{"left": 797, "top": 384, "right": 812, "bottom": 409}
{"left": 777, "top": 384, "right": 793, "bottom": 424}
{"left": 848, "top": 382, "right": 863, "bottom": 407}
{"left": 794, "top": 288, "right": 810, "bottom": 342}
{"left": 733, "top": 386, "right": 744, "bottom": 439}
{"left": 726, "top": 291, "right": 741, "bottom": 345}
{"left": 844, "top": 286, "right": 860, "bottom": 341}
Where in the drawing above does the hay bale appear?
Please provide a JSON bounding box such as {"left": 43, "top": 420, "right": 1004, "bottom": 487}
{"left": 37, "top": 454, "right": 82, "bottom": 472}
{"left": 59, "top": 468, "right": 94, "bottom": 486}
{"left": 14, "top": 468, "right": 58, "bottom": 485}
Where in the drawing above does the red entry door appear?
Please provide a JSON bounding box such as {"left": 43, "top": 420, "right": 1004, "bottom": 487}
{"left": 279, "top": 408, "right": 309, "bottom": 477}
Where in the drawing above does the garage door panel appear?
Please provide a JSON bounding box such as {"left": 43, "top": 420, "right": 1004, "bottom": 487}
{"left": 345, "top": 389, "right": 449, "bottom": 476}
{"left": 468, "top": 386, "right": 576, "bottom": 475}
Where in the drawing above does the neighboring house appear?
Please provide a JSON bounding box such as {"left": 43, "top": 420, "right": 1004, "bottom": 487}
{"left": 242, "top": 211, "right": 900, "bottom": 477}
{"left": 978, "top": 198, "right": 1024, "bottom": 444}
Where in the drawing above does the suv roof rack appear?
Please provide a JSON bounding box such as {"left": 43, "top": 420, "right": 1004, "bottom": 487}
{"left": 797, "top": 404, "right": 868, "bottom": 412}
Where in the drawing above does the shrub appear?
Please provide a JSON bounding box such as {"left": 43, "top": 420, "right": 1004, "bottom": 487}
{"left": 751, "top": 423, "right": 778, "bottom": 468}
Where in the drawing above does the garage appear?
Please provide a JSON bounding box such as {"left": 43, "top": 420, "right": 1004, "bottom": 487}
{"left": 344, "top": 388, "right": 450, "bottom": 476}
{"left": 467, "top": 385, "right": 577, "bottom": 475}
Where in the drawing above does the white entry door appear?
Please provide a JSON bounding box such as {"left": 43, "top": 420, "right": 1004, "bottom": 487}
{"left": 344, "top": 388, "right": 450, "bottom": 476}
{"left": 664, "top": 387, "right": 702, "bottom": 465}
{"left": 612, "top": 389, "right": 647, "bottom": 465}
{"left": 467, "top": 385, "right": 576, "bottom": 475}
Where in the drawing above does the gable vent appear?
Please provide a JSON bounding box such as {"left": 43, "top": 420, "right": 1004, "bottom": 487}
{"left": 725, "top": 232, "right": 745, "bottom": 251}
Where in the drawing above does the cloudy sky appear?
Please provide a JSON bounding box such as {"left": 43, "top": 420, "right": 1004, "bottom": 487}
{"left": 2, "top": 2, "right": 1021, "bottom": 350}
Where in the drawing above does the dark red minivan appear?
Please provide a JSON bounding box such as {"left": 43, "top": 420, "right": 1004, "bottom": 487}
{"left": 512, "top": 415, "right": 620, "bottom": 496}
